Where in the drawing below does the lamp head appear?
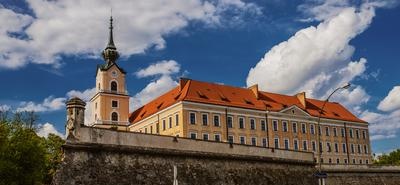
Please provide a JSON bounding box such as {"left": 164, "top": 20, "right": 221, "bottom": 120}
{"left": 342, "top": 83, "right": 351, "bottom": 89}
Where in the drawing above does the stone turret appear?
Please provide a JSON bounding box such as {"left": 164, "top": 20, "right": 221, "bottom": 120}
{"left": 65, "top": 97, "right": 86, "bottom": 140}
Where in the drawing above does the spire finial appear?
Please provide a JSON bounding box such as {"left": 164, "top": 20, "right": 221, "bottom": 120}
{"left": 102, "top": 12, "right": 119, "bottom": 64}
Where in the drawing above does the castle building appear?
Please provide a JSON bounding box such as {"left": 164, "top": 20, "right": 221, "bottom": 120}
{"left": 91, "top": 17, "right": 372, "bottom": 165}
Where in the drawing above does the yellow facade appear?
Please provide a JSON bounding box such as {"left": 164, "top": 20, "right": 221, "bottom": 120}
{"left": 90, "top": 65, "right": 130, "bottom": 128}
{"left": 129, "top": 101, "right": 372, "bottom": 165}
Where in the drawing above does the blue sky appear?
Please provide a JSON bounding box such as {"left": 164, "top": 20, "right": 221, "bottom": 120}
{"left": 0, "top": 0, "right": 399, "bottom": 154}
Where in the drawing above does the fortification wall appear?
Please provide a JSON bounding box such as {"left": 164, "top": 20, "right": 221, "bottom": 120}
{"left": 53, "top": 127, "right": 400, "bottom": 185}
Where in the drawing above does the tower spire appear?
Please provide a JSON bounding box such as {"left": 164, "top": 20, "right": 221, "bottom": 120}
{"left": 102, "top": 13, "right": 119, "bottom": 64}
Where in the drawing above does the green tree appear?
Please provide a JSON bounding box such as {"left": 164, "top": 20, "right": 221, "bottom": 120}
{"left": 375, "top": 149, "right": 400, "bottom": 165}
{"left": 0, "top": 111, "right": 65, "bottom": 185}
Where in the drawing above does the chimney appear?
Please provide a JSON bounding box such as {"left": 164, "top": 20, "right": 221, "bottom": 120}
{"left": 296, "top": 92, "right": 306, "bottom": 108}
{"left": 248, "top": 84, "right": 259, "bottom": 99}
{"left": 179, "top": 78, "right": 190, "bottom": 91}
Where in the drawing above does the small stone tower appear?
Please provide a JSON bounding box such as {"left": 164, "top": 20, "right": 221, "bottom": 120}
{"left": 65, "top": 97, "right": 86, "bottom": 140}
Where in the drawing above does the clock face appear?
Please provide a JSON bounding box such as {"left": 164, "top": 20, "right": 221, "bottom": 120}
{"left": 111, "top": 70, "right": 118, "bottom": 78}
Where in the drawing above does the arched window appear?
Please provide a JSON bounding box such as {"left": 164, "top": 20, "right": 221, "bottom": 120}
{"left": 111, "top": 112, "right": 118, "bottom": 122}
{"left": 111, "top": 81, "right": 117, "bottom": 92}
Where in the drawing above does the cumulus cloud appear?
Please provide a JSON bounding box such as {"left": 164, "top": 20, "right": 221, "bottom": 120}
{"left": 66, "top": 87, "right": 96, "bottom": 102}
{"left": 0, "top": 104, "right": 11, "bottom": 112}
{"left": 36, "top": 122, "right": 65, "bottom": 138}
{"left": 246, "top": 3, "right": 380, "bottom": 115}
{"left": 135, "top": 60, "right": 180, "bottom": 78}
{"left": 377, "top": 86, "right": 400, "bottom": 112}
{"left": 16, "top": 96, "right": 66, "bottom": 113}
{"left": 130, "top": 60, "right": 181, "bottom": 110}
{"left": 0, "top": 0, "right": 259, "bottom": 69}
{"left": 361, "top": 86, "right": 400, "bottom": 140}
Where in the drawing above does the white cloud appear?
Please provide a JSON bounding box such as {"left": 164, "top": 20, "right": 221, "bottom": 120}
{"left": 361, "top": 109, "right": 400, "bottom": 141}
{"left": 66, "top": 87, "right": 96, "bottom": 102}
{"left": 246, "top": 3, "right": 379, "bottom": 115}
{"left": 0, "top": 0, "right": 258, "bottom": 69}
{"left": 135, "top": 60, "right": 180, "bottom": 78}
{"left": 377, "top": 86, "right": 400, "bottom": 112}
{"left": 16, "top": 96, "right": 66, "bottom": 112}
{"left": 0, "top": 104, "right": 11, "bottom": 112}
{"left": 36, "top": 122, "right": 65, "bottom": 138}
{"left": 130, "top": 60, "right": 182, "bottom": 110}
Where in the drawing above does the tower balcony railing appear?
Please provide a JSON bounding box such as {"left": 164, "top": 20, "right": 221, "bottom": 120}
{"left": 98, "top": 89, "right": 128, "bottom": 95}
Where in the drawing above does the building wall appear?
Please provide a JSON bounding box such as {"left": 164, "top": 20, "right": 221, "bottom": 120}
{"left": 91, "top": 65, "right": 129, "bottom": 125}
{"left": 129, "top": 103, "right": 184, "bottom": 136}
{"left": 130, "top": 101, "right": 372, "bottom": 165}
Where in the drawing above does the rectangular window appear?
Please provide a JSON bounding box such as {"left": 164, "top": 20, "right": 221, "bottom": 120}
{"left": 349, "top": 129, "right": 354, "bottom": 138}
{"left": 335, "top": 143, "right": 339, "bottom": 153}
{"left": 303, "top": 140, "right": 307, "bottom": 151}
{"left": 111, "top": 100, "right": 118, "bottom": 108}
{"left": 327, "top": 142, "right": 331, "bottom": 152}
{"left": 202, "top": 113, "right": 208, "bottom": 126}
{"left": 250, "top": 119, "right": 256, "bottom": 130}
{"left": 150, "top": 126, "right": 153, "bottom": 134}
{"left": 333, "top": 127, "right": 337, "bottom": 137}
{"left": 189, "top": 112, "right": 196, "bottom": 124}
{"left": 357, "top": 144, "right": 361, "bottom": 154}
{"left": 227, "top": 116, "right": 233, "bottom": 128}
{"left": 169, "top": 117, "right": 172, "bottom": 128}
{"left": 145, "top": 128, "right": 147, "bottom": 133}
{"left": 310, "top": 124, "right": 315, "bottom": 135}
{"left": 203, "top": 133, "right": 209, "bottom": 141}
{"left": 283, "top": 121, "right": 288, "bottom": 132}
{"left": 262, "top": 138, "right": 268, "bottom": 147}
{"left": 274, "top": 138, "right": 279, "bottom": 148}
{"left": 353, "top": 159, "right": 356, "bottom": 164}
{"left": 239, "top": 117, "right": 245, "bottom": 129}
{"left": 190, "top": 132, "right": 197, "bottom": 139}
{"left": 294, "top": 140, "right": 299, "bottom": 151}
{"left": 318, "top": 126, "right": 322, "bottom": 135}
{"left": 240, "top": 136, "right": 246, "bottom": 144}
{"left": 342, "top": 143, "right": 347, "bottom": 153}
{"left": 325, "top": 127, "right": 330, "bottom": 136}
{"left": 351, "top": 144, "right": 355, "bottom": 153}
{"left": 344, "top": 159, "right": 348, "bottom": 164}
{"left": 261, "top": 120, "right": 266, "bottom": 131}
{"left": 319, "top": 142, "right": 323, "bottom": 152}
{"left": 156, "top": 123, "right": 159, "bottom": 134}
{"left": 337, "top": 158, "right": 340, "bottom": 164}
{"left": 214, "top": 115, "right": 220, "bottom": 127}
{"left": 341, "top": 128, "right": 345, "bottom": 137}
{"left": 366, "top": 160, "right": 369, "bottom": 164}
{"left": 214, "top": 134, "right": 221, "bottom": 142}
{"left": 290, "top": 122, "right": 297, "bottom": 133}
{"left": 312, "top": 141, "right": 316, "bottom": 152}
{"left": 301, "top": 123, "right": 306, "bottom": 134}
{"left": 364, "top": 145, "right": 368, "bottom": 154}
{"left": 356, "top": 129, "right": 360, "bottom": 139}
{"left": 162, "top": 120, "right": 166, "bottom": 131}
{"left": 362, "top": 130, "right": 366, "bottom": 139}
{"left": 284, "top": 139, "right": 289, "bottom": 150}
{"left": 175, "top": 114, "right": 179, "bottom": 126}
{"left": 251, "top": 137, "right": 257, "bottom": 146}
{"left": 273, "top": 120, "right": 278, "bottom": 131}
{"left": 228, "top": 135, "right": 234, "bottom": 143}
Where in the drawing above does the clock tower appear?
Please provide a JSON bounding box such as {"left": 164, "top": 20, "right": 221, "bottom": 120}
{"left": 90, "top": 16, "right": 130, "bottom": 130}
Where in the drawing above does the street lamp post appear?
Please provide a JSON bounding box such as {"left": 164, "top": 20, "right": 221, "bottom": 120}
{"left": 316, "top": 83, "right": 351, "bottom": 185}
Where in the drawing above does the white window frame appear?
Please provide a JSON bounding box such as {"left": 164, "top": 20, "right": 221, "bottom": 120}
{"left": 301, "top": 123, "right": 307, "bottom": 134}
{"left": 250, "top": 118, "right": 256, "bottom": 130}
{"left": 189, "top": 112, "right": 196, "bottom": 125}
{"left": 213, "top": 114, "right": 221, "bottom": 127}
{"left": 261, "top": 119, "right": 266, "bottom": 131}
{"left": 202, "top": 133, "right": 209, "bottom": 141}
{"left": 302, "top": 140, "right": 308, "bottom": 151}
{"left": 239, "top": 136, "right": 246, "bottom": 144}
{"left": 214, "top": 134, "right": 221, "bottom": 142}
{"left": 292, "top": 122, "right": 298, "bottom": 133}
{"left": 273, "top": 120, "right": 278, "bottom": 131}
{"left": 310, "top": 124, "right": 315, "bottom": 135}
{"left": 274, "top": 137, "right": 280, "bottom": 149}
{"left": 294, "top": 139, "right": 299, "bottom": 151}
{"left": 201, "top": 113, "right": 208, "bottom": 126}
{"left": 284, "top": 138, "right": 290, "bottom": 150}
{"left": 189, "top": 132, "right": 197, "bottom": 139}
{"left": 282, "top": 121, "right": 288, "bottom": 132}
{"left": 239, "top": 117, "right": 245, "bottom": 129}
{"left": 227, "top": 115, "right": 233, "bottom": 128}
{"left": 251, "top": 137, "right": 257, "bottom": 146}
{"left": 262, "top": 138, "right": 268, "bottom": 147}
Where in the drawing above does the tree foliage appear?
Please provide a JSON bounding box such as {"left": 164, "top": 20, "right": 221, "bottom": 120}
{"left": 0, "top": 111, "right": 65, "bottom": 185}
{"left": 375, "top": 149, "right": 400, "bottom": 165}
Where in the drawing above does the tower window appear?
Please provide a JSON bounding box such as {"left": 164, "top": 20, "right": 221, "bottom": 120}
{"left": 111, "top": 81, "right": 118, "bottom": 91}
{"left": 111, "top": 112, "right": 118, "bottom": 122}
{"left": 112, "top": 100, "right": 118, "bottom": 108}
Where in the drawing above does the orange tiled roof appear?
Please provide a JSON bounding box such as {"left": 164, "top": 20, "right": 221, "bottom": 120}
{"left": 129, "top": 79, "right": 366, "bottom": 124}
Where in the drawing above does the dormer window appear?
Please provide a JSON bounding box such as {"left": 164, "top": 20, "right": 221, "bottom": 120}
{"left": 111, "top": 81, "right": 117, "bottom": 92}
